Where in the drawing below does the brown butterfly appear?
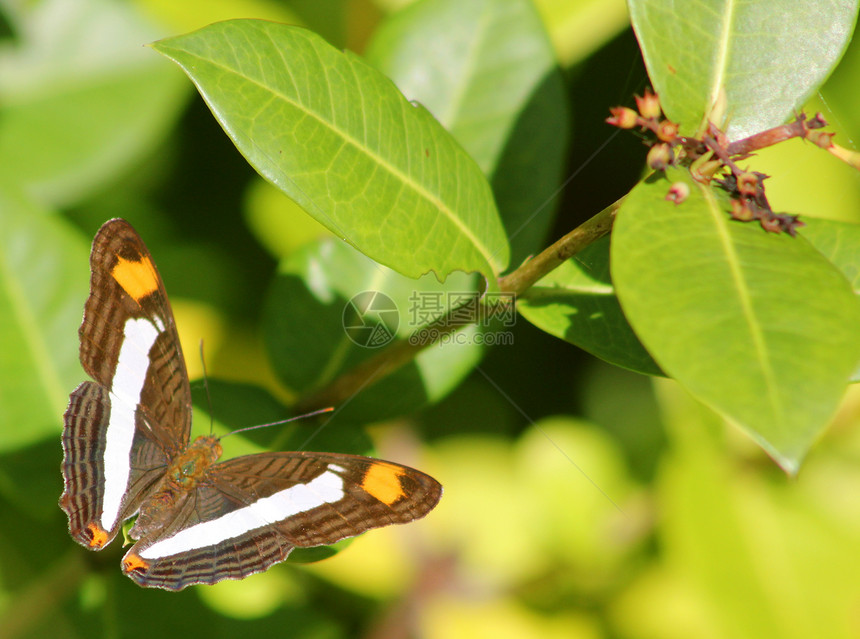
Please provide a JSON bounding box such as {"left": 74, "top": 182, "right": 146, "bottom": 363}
{"left": 59, "top": 219, "right": 441, "bottom": 590}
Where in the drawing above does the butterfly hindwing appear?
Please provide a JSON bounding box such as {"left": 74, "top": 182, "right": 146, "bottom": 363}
{"left": 121, "top": 453, "right": 442, "bottom": 590}
{"left": 61, "top": 381, "right": 172, "bottom": 548}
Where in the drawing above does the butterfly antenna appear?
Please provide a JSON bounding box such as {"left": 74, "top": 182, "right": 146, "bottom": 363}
{"left": 221, "top": 407, "right": 335, "bottom": 439}
{"left": 199, "top": 339, "right": 215, "bottom": 435}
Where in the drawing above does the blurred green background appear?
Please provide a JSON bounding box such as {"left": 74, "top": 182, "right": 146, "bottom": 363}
{"left": 2, "top": 1, "right": 860, "bottom": 638}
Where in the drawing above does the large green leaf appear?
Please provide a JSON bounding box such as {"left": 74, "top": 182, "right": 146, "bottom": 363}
{"left": 0, "top": 185, "right": 88, "bottom": 451}
{"left": 151, "top": 19, "right": 510, "bottom": 282}
{"left": 0, "top": 0, "right": 189, "bottom": 206}
{"left": 611, "top": 167, "right": 860, "bottom": 472}
{"left": 628, "top": 0, "right": 859, "bottom": 140}
{"left": 264, "top": 238, "right": 484, "bottom": 422}
{"left": 366, "top": 0, "right": 569, "bottom": 267}
{"left": 517, "top": 235, "right": 662, "bottom": 375}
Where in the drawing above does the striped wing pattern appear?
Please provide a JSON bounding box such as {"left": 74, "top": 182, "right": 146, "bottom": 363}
{"left": 78, "top": 219, "right": 192, "bottom": 455}
{"left": 60, "top": 219, "right": 192, "bottom": 549}
{"left": 61, "top": 382, "right": 171, "bottom": 548}
{"left": 60, "top": 218, "right": 443, "bottom": 591}
{"left": 126, "top": 523, "right": 295, "bottom": 590}
{"left": 122, "top": 453, "right": 442, "bottom": 590}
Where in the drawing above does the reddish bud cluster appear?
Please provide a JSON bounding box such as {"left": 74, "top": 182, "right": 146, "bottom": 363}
{"left": 717, "top": 171, "right": 804, "bottom": 236}
{"left": 606, "top": 88, "right": 685, "bottom": 173}
{"left": 604, "top": 95, "right": 847, "bottom": 235}
{"left": 606, "top": 89, "right": 680, "bottom": 147}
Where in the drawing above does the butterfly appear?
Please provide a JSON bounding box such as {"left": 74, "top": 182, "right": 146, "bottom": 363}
{"left": 59, "top": 218, "right": 442, "bottom": 590}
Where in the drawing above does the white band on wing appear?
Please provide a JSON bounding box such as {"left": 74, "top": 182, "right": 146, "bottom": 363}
{"left": 139, "top": 469, "right": 345, "bottom": 559}
{"left": 101, "top": 317, "right": 161, "bottom": 530}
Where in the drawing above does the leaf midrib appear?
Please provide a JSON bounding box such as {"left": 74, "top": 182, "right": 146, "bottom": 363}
{"left": 707, "top": 0, "right": 736, "bottom": 115}
{"left": 701, "top": 184, "right": 783, "bottom": 428}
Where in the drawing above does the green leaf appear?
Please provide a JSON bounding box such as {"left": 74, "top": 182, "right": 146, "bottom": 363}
{"left": 151, "top": 19, "right": 510, "bottom": 282}
{"left": 366, "top": 0, "right": 570, "bottom": 267}
{"left": 366, "top": 0, "right": 568, "bottom": 267}
{"left": 0, "top": 0, "right": 189, "bottom": 206}
{"left": 628, "top": 0, "right": 859, "bottom": 140}
{"left": 611, "top": 167, "right": 860, "bottom": 472}
{"left": 264, "top": 238, "right": 485, "bottom": 421}
{"left": 801, "top": 216, "right": 860, "bottom": 290}
{"left": 800, "top": 216, "right": 860, "bottom": 381}
{"left": 0, "top": 184, "right": 88, "bottom": 452}
{"left": 517, "top": 235, "right": 662, "bottom": 375}
{"left": 0, "top": 438, "right": 65, "bottom": 520}
{"left": 820, "top": 18, "right": 860, "bottom": 135}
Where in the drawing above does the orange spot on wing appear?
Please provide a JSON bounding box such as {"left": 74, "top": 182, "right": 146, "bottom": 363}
{"left": 361, "top": 462, "right": 406, "bottom": 506}
{"left": 112, "top": 255, "right": 159, "bottom": 302}
{"left": 87, "top": 523, "right": 110, "bottom": 549}
{"left": 122, "top": 553, "right": 150, "bottom": 574}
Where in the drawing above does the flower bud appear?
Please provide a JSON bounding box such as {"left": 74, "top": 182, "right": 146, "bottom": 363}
{"left": 760, "top": 215, "right": 782, "bottom": 233}
{"left": 606, "top": 107, "right": 639, "bottom": 129}
{"left": 736, "top": 172, "right": 759, "bottom": 197}
{"left": 665, "top": 182, "right": 690, "bottom": 205}
{"left": 656, "top": 120, "right": 679, "bottom": 142}
{"left": 646, "top": 143, "right": 673, "bottom": 171}
{"left": 635, "top": 88, "right": 661, "bottom": 119}
{"left": 730, "top": 199, "right": 753, "bottom": 221}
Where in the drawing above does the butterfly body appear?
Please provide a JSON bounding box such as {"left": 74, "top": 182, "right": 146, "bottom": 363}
{"left": 60, "top": 219, "right": 441, "bottom": 590}
{"left": 128, "top": 436, "right": 221, "bottom": 541}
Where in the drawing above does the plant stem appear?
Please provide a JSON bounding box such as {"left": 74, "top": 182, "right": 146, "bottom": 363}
{"left": 296, "top": 199, "right": 621, "bottom": 413}
{"left": 295, "top": 317, "right": 462, "bottom": 413}
{"left": 498, "top": 198, "right": 621, "bottom": 295}
{"left": 725, "top": 112, "right": 827, "bottom": 158}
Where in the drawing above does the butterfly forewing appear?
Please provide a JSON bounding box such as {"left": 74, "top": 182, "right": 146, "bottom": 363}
{"left": 121, "top": 453, "right": 442, "bottom": 590}
{"left": 79, "top": 219, "right": 192, "bottom": 455}
{"left": 212, "top": 452, "right": 442, "bottom": 545}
